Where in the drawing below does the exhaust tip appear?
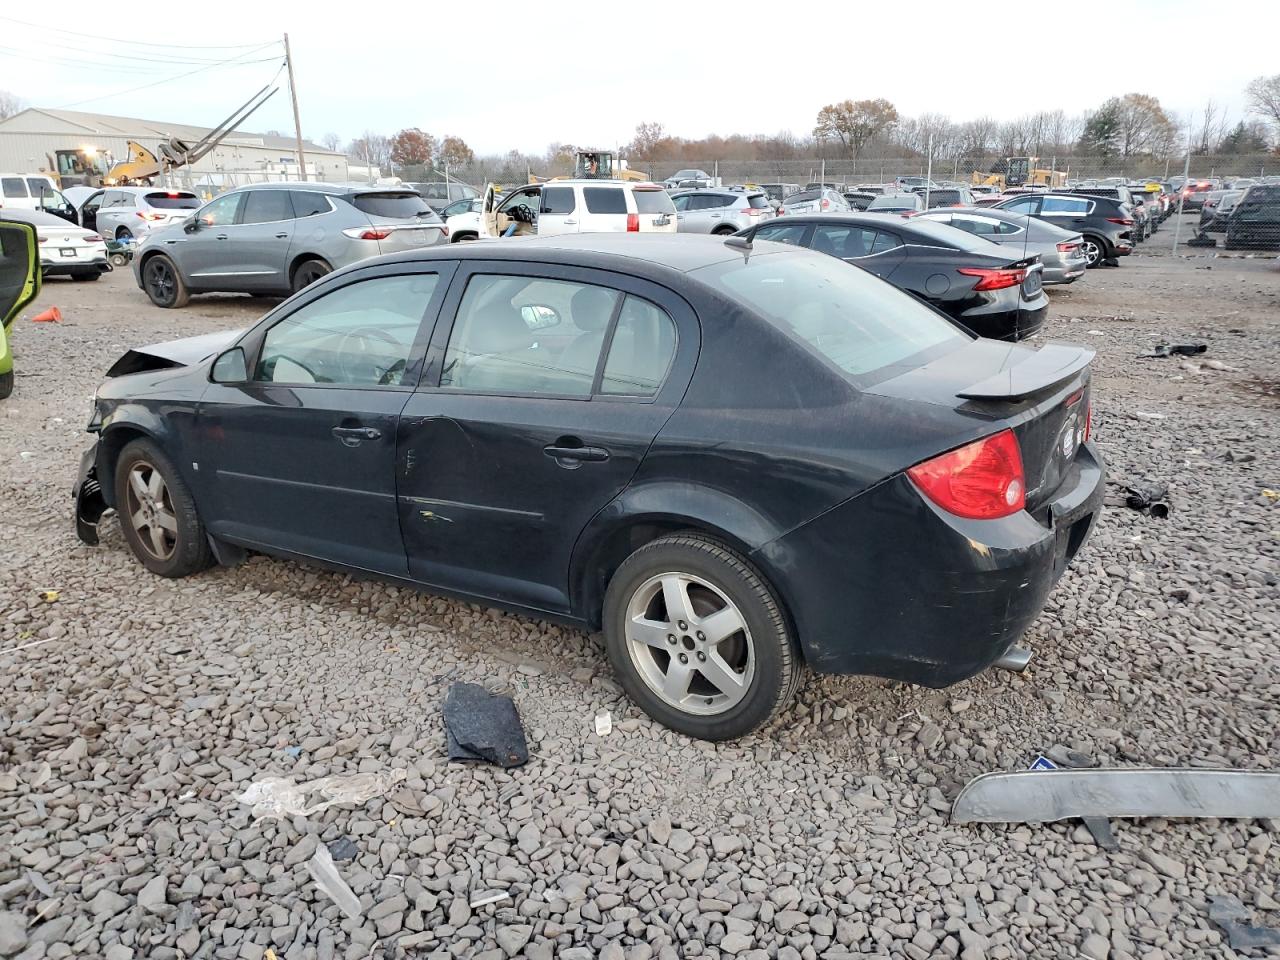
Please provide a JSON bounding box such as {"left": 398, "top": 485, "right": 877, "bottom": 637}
{"left": 993, "top": 644, "right": 1032, "bottom": 672}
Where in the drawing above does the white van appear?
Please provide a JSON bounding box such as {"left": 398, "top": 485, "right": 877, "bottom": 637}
{"left": 0, "top": 173, "right": 78, "bottom": 223}
{"left": 480, "top": 180, "right": 676, "bottom": 239}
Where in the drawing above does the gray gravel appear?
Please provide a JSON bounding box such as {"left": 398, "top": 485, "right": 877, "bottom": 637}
{"left": 1, "top": 220, "right": 1277, "bottom": 959}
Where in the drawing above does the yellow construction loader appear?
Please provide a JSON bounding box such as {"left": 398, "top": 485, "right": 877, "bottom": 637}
{"left": 972, "top": 157, "right": 1067, "bottom": 191}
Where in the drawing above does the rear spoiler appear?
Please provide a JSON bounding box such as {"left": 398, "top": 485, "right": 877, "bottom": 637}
{"left": 957, "top": 343, "right": 1093, "bottom": 401}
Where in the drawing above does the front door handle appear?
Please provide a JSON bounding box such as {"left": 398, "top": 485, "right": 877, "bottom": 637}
{"left": 275, "top": 232, "right": 289, "bottom": 239}
{"left": 332, "top": 425, "right": 382, "bottom": 444}
{"left": 215, "top": 234, "right": 228, "bottom": 240}
{"left": 543, "top": 441, "right": 609, "bottom": 463}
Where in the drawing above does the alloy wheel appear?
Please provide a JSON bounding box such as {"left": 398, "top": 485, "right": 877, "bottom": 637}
{"left": 124, "top": 461, "right": 178, "bottom": 561}
{"left": 1082, "top": 238, "right": 1102, "bottom": 267}
{"left": 624, "top": 572, "right": 755, "bottom": 716}
{"left": 145, "top": 259, "right": 175, "bottom": 304}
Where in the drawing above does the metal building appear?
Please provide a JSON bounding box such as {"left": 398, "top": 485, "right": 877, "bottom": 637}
{"left": 0, "top": 107, "right": 349, "bottom": 192}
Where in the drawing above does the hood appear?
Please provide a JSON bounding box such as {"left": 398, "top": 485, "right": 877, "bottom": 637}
{"left": 106, "top": 328, "right": 243, "bottom": 378}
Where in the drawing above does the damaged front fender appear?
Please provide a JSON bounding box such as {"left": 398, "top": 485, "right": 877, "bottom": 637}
{"left": 73, "top": 441, "right": 108, "bottom": 545}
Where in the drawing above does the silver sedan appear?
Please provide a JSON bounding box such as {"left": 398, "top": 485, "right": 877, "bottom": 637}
{"left": 914, "top": 207, "right": 1088, "bottom": 285}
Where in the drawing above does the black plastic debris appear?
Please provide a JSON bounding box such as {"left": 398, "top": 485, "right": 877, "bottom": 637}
{"left": 1186, "top": 233, "right": 1217, "bottom": 248}
{"left": 443, "top": 683, "right": 529, "bottom": 768}
{"left": 1142, "top": 343, "right": 1207, "bottom": 358}
{"left": 1209, "top": 895, "right": 1280, "bottom": 950}
{"left": 327, "top": 836, "right": 358, "bottom": 863}
{"left": 1125, "top": 482, "right": 1170, "bottom": 519}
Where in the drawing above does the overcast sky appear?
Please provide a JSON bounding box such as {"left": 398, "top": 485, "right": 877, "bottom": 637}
{"left": 2, "top": 0, "right": 1276, "bottom": 155}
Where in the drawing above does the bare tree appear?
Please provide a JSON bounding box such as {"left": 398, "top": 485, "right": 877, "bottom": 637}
{"left": 1192, "top": 100, "right": 1230, "bottom": 154}
{"left": 319, "top": 132, "right": 341, "bottom": 151}
{"left": 1245, "top": 74, "right": 1280, "bottom": 139}
{"left": 0, "top": 90, "right": 22, "bottom": 120}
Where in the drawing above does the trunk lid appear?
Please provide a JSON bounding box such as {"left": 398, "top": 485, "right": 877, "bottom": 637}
{"left": 866, "top": 339, "right": 1093, "bottom": 509}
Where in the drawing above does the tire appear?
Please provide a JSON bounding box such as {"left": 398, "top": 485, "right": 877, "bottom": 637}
{"left": 712, "top": 226, "right": 737, "bottom": 236}
{"left": 72, "top": 271, "right": 100, "bottom": 282}
{"left": 115, "top": 227, "right": 133, "bottom": 241}
{"left": 113, "top": 437, "right": 212, "bottom": 578}
{"left": 1081, "top": 235, "right": 1106, "bottom": 268}
{"left": 452, "top": 232, "right": 478, "bottom": 243}
{"left": 0, "top": 369, "right": 12, "bottom": 400}
{"left": 110, "top": 253, "right": 128, "bottom": 267}
{"left": 142, "top": 255, "right": 190, "bottom": 308}
{"left": 291, "top": 258, "right": 331, "bottom": 293}
{"left": 602, "top": 533, "right": 802, "bottom": 741}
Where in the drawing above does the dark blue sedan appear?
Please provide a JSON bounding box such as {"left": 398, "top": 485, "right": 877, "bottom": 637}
{"left": 75, "top": 234, "right": 1103, "bottom": 741}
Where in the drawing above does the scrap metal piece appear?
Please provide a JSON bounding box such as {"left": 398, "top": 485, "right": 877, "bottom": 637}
{"left": 1081, "top": 816, "right": 1119, "bottom": 851}
{"left": 951, "top": 768, "right": 1280, "bottom": 824}
{"left": 1209, "top": 895, "right": 1280, "bottom": 950}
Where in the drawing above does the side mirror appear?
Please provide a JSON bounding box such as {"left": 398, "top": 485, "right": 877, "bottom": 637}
{"left": 211, "top": 346, "right": 247, "bottom": 383}
{"left": 184, "top": 216, "right": 201, "bottom": 234}
{"left": 520, "top": 304, "right": 560, "bottom": 330}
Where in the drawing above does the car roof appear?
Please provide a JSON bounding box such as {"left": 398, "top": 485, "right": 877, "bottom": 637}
{"left": 370, "top": 232, "right": 775, "bottom": 278}
{"left": 110, "top": 185, "right": 198, "bottom": 195}
{"left": 0, "top": 207, "right": 88, "bottom": 228}
{"left": 232, "top": 181, "right": 417, "bottom": 196}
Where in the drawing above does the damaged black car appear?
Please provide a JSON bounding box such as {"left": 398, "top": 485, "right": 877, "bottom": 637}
{"left": 75, "top": 234, "right": 1103, "bottom": 741}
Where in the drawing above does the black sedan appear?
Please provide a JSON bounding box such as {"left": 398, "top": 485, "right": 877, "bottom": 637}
{"left": 740, "top": 214, "right": 1048, "bottom": 340}
{"left": 74, "top": 234, "right": 1103, "bottom": 741}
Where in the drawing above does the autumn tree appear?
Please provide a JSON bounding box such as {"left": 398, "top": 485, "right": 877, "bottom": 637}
{"left": 545, "top": 142, "right": 578, "bottom": 173}
{"left": 390, "top": 128, "right": 435, "bottom": 168}
{"left": 813, "top": 99, "right": 899, "bottom": 157}
{"left": 1109, "top": 94, "right": 1178, "bottom": 157}
{"left": 0, "top": 90, "right": 21, "bottom": 119}
{"left": 347, "top": 132, "right": 391, "bottom": 170}
{"left": 437, "top": 136, "right": 474, "bottom": 170}
{"left": 1246, "top": 74, "right": 1280, "bottom": 138}
{"left": 628, "top": 122, "right": 670, "bottom": 161}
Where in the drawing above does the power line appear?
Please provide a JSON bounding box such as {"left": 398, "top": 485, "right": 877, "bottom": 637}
{"left": 0, "top": 46, "right": 267, "bottom": 76}
{"left": 58, "top": 49, "right": 285, "bottom": 109}
{"left": 0, "top": 14, "right": 277, "bottom": 50}
{"left": 10, "top": 33, "right": 283, "bottom": 66}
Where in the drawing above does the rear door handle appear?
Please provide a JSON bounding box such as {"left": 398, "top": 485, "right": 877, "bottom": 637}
{"left": 543, "top": 442, "right": 609, "bottom": 463}
{"left": 332, "top": 425, "right": 381, "bottom": 443}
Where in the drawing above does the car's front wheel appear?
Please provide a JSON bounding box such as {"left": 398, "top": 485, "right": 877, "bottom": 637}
{"left": 603, "top": 533, "right": 802, "bottom": 741}
{"left": 114, "top": 438, "right": 212, "bottom": 578}
{"left": 0, "top": 369, "right": 12, "bottom": 400}
{"left": 142, "top": 255, "right": 190, "bottom": 308}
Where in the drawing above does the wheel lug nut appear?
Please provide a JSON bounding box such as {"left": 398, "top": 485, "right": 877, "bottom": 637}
{"left": 678, "top": 653, "right": 688, "bottom": 664}
{"left": 677, "top": 620, "right": 687, "bottom": 631}
{"left": 667, "top": 635, "right": 676, "bottom": 644}
{"left": 696, "top": 652, "right": 706, "bottom": 662}
{"left": 696, "top": 631, "right": 705, "bottom": 641}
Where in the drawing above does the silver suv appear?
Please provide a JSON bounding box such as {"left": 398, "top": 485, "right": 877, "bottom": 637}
{"left": 133, "top": 183, "right": 446, "bottom": 308}
{"left": 97, "top": 187, "right": 203, "bottom": 240}
{"left": 671, "top": 189, "right": 774, "bottom": 234}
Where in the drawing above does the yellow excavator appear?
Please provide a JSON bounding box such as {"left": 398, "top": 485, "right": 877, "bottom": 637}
{"left": 529, "top": 149, "right": 648, "bottom": 185}
{"left": 972, "top": 157, "right": 1067, "bottom": 191}
{"left": 45, "top": 85, "right": 279, "bottom": 188}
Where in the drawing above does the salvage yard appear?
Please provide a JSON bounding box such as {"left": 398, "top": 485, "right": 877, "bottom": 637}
{"left": 1, "top": 222, "right": 1278, "bottom": 959}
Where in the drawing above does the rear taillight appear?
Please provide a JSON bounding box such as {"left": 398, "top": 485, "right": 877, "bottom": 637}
{"left": 907, "top": 429, "right": 1026, "bottom": 520}
{"left": 342, "top": 227, "right": 391, "bottom": 240}
{"left": 626, "top": 213, "right": 639, "bottom": 232}
{"left": 441, "top": 226, "right": 449, "bottom": 238}
{"left": 137, "top": 211, "right": 165, "bottom": 221}
{"left": 37, "top": 235, "right": 48, "bottom": 243}
{"left": 776, "top": 208, "right": 785, "bottom": 215}
{"left": 740, "top": 208, "right": 767, "bottom": 215}
{"left": 86, "top": 234, "right": 102, "bottom": 242}
{"left": 1106, "top": 217, "right": 1134, "bottom": 226}
{"left": 957, "top": 266, "right": 1026, "bottom": 291}
{"left": 820, "top": 198, "right": 830, "bottom": 210}
{"left": 1056, "top": 241, "right": 1079, "bottom": 252}
{"left": 1083, "top": 402, "right": 1092, "bottom": 442}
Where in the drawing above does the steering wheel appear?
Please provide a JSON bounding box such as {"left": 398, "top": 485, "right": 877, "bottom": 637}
{"left": 337, "top": 326, "right": 403, "bottom": 384}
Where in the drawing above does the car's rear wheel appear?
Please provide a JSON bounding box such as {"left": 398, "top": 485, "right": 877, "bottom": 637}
{"left": 115, "top": 227, "right": 133, "bottom": 241}
{"left": 603, "top": 533, "right": 802, "bottom": 741}
{"left": 114, "top": 438, "right": 211, "bottom": 578}
{"left": 712, "top": 225, "right": 737, "bottom": 236}
{"left": 0, "top": 370, "right": 12, "bottom": 400}
{"left": 1081, "top": 235, "right": 1106, "bottom": 268}
{"left": 142, "top": 255, "right": 189, "bottom": 308}
{"left": 453, "top": 232, "right": 478, "bottom": 243}
{"left": 291, "top": 258, "right": 331, "bottom": 293}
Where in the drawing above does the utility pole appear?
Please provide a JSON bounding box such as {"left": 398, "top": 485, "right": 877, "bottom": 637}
{"left": 284, "top": 33, "right": 307, "bottom": 182}
{"left": 1172, "top": 131, "right": 1192, "bottom": 257}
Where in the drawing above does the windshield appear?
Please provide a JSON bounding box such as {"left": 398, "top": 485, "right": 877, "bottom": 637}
{"left": 693, "top": 249, "right": 966, "bottom": 380}
{"left": 350, "top": 191, "right": 435, "bottom": 220}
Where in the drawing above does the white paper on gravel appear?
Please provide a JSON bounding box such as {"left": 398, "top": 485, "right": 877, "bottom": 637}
{"left": 235, "top": 768, "right": 407, "bottom": 819}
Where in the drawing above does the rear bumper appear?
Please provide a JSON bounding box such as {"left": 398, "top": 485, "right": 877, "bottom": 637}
{"left": 41, "top": 256, "right": 108, "bottom": 276}
{"left": 755, "top": 440, "right": 1104, "bottom": 687}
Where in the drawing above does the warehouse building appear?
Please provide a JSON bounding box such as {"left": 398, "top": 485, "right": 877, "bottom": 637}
{"left": 0, "top": 107, "right": 349, "bottom": 193}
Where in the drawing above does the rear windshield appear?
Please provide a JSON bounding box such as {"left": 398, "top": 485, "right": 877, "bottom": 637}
{"left": 925, "top": 190, "right": 961, "bottom": 204}
{"left": 693, "top": 249, "right": 966, "bottom": 380}
{"left": 144, "top": 191, "right": 201, "bottom": 209}
{"left": 762, "top": 186, "right": 785, "bottom": 201}
{"left": 632, "top": 188, "right": 675, "bottom": 214}
{"left": 350, "top": 191, "right": 434, "bottom": 219}
{"left": 786, "top": 190, "right": 821, "bottom": 204}
{"left": 747, "top": 193, "right": 770, "bottom": 209}
{"left": 868, "top": 195, "right": 912, "bottom": 209}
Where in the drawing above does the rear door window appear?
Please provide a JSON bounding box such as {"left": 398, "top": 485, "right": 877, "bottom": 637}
{"left": 144, "top": 192, "right": 201, "bottom": 210}
{"left": 3, "top": 178, "right": 27, "bottom": 198}
{"left": 1000, "top": 197, "right": 1039, "bottom": 214}
{"left": 870, "top": 230, "right": 903, "bottom": 254}
{"left": 292, "top": 192, "right": 334, "bottom": 218}
{"left": 601, "top": 296, "right": 677, "bottom": 397}
{"left": 583, "top": 188, "right": 627, "bottom": 215}
{"left": 811, "top": 224, "right": 874, "bottom": 258}
{"left": 351, "top": 192, "right": 433, "bottom": 219}
{"left": 1041, "top": 197, "right": 1091, "bottom": 215}
{"left": 240, "top": 190, "right": 295, "bottom": 224}
{"left": 541, "top": 187, "right": 576, "bottom": 214}
{"left": 26, "top": 178, "right": 50, "bottom": 197}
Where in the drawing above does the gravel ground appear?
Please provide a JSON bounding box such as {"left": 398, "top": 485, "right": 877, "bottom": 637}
{"left": 1, "top": 219, "right": 1278, "bottom": 960}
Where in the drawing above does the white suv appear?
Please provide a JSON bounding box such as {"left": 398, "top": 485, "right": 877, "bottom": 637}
{"left": 477, "top": 180, "right": 676, "bottom": 240}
